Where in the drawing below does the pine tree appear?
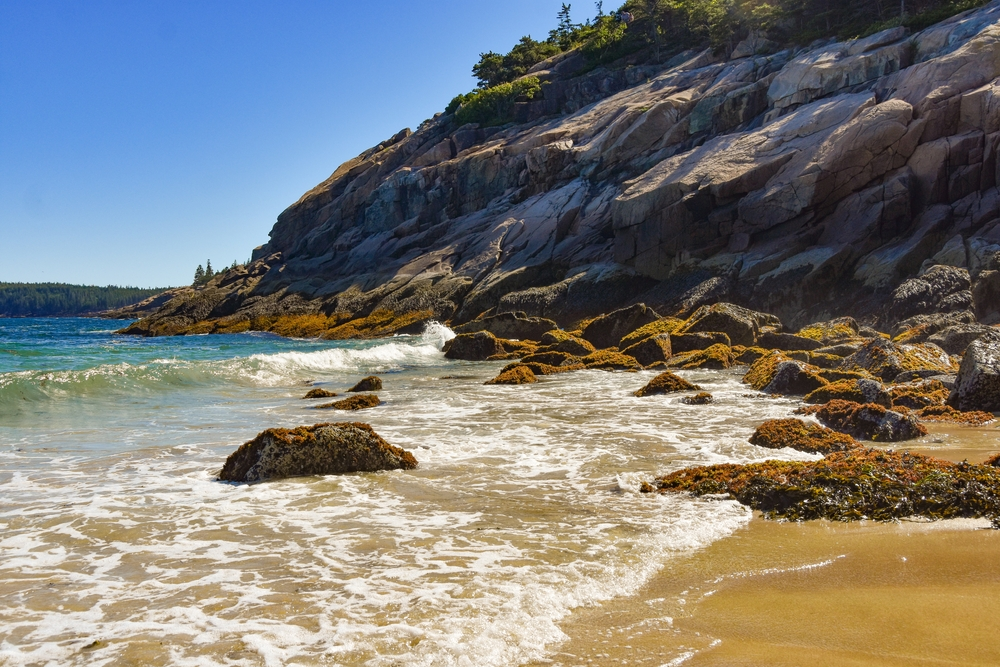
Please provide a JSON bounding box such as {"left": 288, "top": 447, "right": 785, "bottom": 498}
{"left": 193, "top": 265, "right": 205, "bottom": 285}
{"left": 205, "top": 260, "right": 214, "bottom": 280}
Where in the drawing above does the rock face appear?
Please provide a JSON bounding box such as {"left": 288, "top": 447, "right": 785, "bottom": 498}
{"left": 949, "top": 329, "right": 1000, "bottom": 411}
{"left": 219, "top": 423, "right": 417, "bottom": 483}
{"left": 123, "top": 3, "right": 1000, "bottom": 337}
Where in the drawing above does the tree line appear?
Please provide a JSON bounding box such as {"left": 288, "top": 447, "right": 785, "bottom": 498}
{"left": 448, "top": 0, "right": 987, "bottom": 126}
{"left": 0, "top": 283, "right": 170, "bottom": 317}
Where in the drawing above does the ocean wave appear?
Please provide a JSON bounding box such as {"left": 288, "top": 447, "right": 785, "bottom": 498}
{"left": 0, "top": 322, "right": 455, "bottom": 409}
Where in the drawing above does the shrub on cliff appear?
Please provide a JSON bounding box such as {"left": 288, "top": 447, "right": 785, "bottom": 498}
{"left": 452, "top": 78, "right": 543, "bottom": 127}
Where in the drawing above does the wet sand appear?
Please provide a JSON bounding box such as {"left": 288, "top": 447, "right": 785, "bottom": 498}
{"left": 532, "top": 423, "right": 1000, "bottom": 667}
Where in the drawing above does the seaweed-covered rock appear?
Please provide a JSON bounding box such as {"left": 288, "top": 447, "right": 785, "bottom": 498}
{"left": 581, "top": 349, "right": 642, "bottom": 370}
{"left": 890, "top": 379, "right": 949, "bottom": 410}
{"left": 622, "top": 334, "right": 672, "bottom": 367}
{"left": 891, "top": 310, "right": 978, "bottom": 344}
{"left": 666, "top": 344, "right": 735, "bottom": 370}
{"left": 949, "top": 330, "right": 1000, "bottom": 412}
{"left": 670, "top": 331, "right": 732, "bottom": 353}
{"left": 674, "top": 302, "right": 766, "bottom": 347}
{"left": 618, "top": 317, "right": 685, "bottom": 349}
{"left": 502, "top": 361, "right": 582, "bottom": 376}
{"left": 219, "top": 422, "right": 417, "bottom": 483}
{"left": 650, "top": 448, "right": 1000, "bottom": 523}
{"left": 581, "top": 304, "right": 660, "bottom": 350}
{"left": 796, "top": 317, "right": 860, "bottom": 345}
{"left": 444, "top": 331, "right": 506, "bottom": 360}
{"left": 806, "top": 352, "right": 844, "bottom": 369}
{"left": 733, "top": 346, "right": 769, "bottom": 365}
{"left": 454, "top": 312, "right": 558, "bottom": 341}
{"left": 839, "top": 337, "right": 955, "bottom": 382}
{"left": 486, "top": 365, "right": 537, "bottom": 385}
{"left": 804, "top": 399, "right": 927, "bottom": 442}
{"left": 763, "top": 361, "right": 828, "bottom": 395}
{"left": 757, "top": 331, "right": 824, "bottom": 351}
{"left": 520, "top": 350, "right": 580, "bottom": 367}
{"left": 917, "top": 405, "right": 996, "bottom": 426}
{"left": 317, "top": 394, "right": 382, "bottom": 410}
{"left": 749, "top": 418, "right": 858, "bottom": 454}
{"left": 804, "top": 378, "right": 891, "bottom": 407}
{"left": 546, "top": 335, "right": 596, "bottom": 357}
{"left": 303, "top": 388, "right": 337, "bottom": 399}
{"left": 348, "top": 376, "right": 382, "bottom": 393}
{"left": 634, "top": 371, "right": 700, "bottom": 397}
{"left": 682, "top": 392, "right": 714, "bottom": 405}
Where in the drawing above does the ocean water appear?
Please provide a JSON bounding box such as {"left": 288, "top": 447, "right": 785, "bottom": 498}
{"left": 0, "top": 318, "right": 815, "bottom": 667}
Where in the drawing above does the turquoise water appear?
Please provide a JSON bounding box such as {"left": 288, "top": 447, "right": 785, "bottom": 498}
{"left": 0, "top": 317, "right": 811, "bottom": 666}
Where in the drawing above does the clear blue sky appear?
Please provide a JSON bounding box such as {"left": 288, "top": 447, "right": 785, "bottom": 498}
{"left": 0, "top": 0, "right": 597, "bottom": 287}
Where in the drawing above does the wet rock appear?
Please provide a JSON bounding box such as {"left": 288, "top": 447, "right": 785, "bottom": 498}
{"left": 539, "top": 332, "right": 596, "bottom": 357}
{"left": 618, "top": 317, "right": 685, "bottom": 349}
{"left": 763, "top": 361, "right": 828, "bottom": 395}
{"left": 667, "top": 344, "right": 736, "bottom": 370}
{"left": 757, "top": 331, "right": 824, "bottom": 351}
{"left": 733, "top": 345, "right": 769, "bottom": 364}
{"left": 634, "top": 371, "right": 700, "bottom": 397}
{"left": 749, "top": 418, "right": 859, "bottom": 454}
{"left": 973, "top": 270, "right": 1000, "bottom": 322}
{"left": 348, "top": 376, "right": 382, "bottom": 393}
{"left": 444, "top": 331, "right": 506, "bottom": 361}
{"left": 303, "top": 388, "right": 337, "bottom": 399}
{"left": 317, "top": 394, "right": 381, "bottom": 411}
{"left": 651, "top": 448, "right": 1000, "bottom": 523}
{"left": 814, "top": 342, "right": 866, "bottom": 357}
{"left": 917, "top": 405, "right": 996, "bottom": 426}
{"left": 891, "top": 310, "right": 978, "bottom": 343}
{"left": 805, "top": 378, "right": 891, "bottom": 407}
{"left": 454, "top": 312, "right": 558, "bottom": 341}
{"left": 796, "top": 317, "right": 861, "bottom": 345}
{"left": 486, "top": 365, "right": 537, "bottom": 385}
{"left": 927, "top": 323, "right": 997, "bottom": 355}
{"left": 502, "top": 361, "right": 581, "bottom": 376}
{"left": 682, "top": 392, "right": 714, "bottom": 405}
{"left": 219, "top": 422, "right": 417, "bottom": 483}
{"left": 803, "top": 399, "right": 928, "bottom": 442}
{"left": 622, "top": 334, "right": 672, "bottom": 367}
{"left": 581, "top": 349, "right": 642, "bottom": 370}
{"left": 890, "top": 379, "right": 950, "bottom": 409}
{"left": 674, "top": 303, "right": 767, "bottom": 347}
{"left": 581, "top": 304, "right": 660, "bottom": 350}
{"left": 840, "top": 337, "right": 955, "bottom": 382}
{"left": 520, "top": 350, "right": 581, "bottom": 367}
{"left": 671, "top": 331, "right": 732, "bottom": 353}
{"left": 949, "top": 330, "right": 1000, "bottom": 412}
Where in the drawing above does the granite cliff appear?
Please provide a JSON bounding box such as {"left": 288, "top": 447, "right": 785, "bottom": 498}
{"left": 124, "top": 2, "right": 1000, "bottom": 337}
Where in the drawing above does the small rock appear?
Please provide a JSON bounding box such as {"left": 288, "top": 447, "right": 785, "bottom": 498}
{"left": 667, "top": 344, "right": 736, "bottom": 370}
{"left": 486, "top": 365, "right": 537, "bottom": 385}
{"left": 749, "top": 418, "right": 858, "bottom": 454}
{"left": 348, "top": 376, "right": 382, "bottom": 392}
{"left": 303, "top": 388, "right": 337, "bottom": 399}
{"left": 682, "top": 392, "right": 714, "bottom": 405}
{"left": 219, "top": 422, "right": 417, "bottom": 483}
{"left": 634, "top": 371, "right": 700, "bottom": 397}
{"left": 316, "top": 394, "right": 381, "bottom": 410}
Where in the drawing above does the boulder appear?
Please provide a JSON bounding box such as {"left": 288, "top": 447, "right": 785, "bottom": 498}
{"left": 317, "top": 394, "right": 381, "bottom": 410}
{"left": 888, "top": 265, "right": 973, "bottom": 322}
{"left": 890, "top": 379, "right": 950, "bottom": 409}
{"left": 839, "top": 337, "right": 955, "bottom": 382}
{"left": 667, "top": 344, "right": 736, "bottom": 370}
{"left": 891, "top": 310, "right": 978, "bottom": 343}
{"left": 581, "top": 304, "right": 661, "bottom": 350}
{"left": 763, "top": 361, "right": 829, "bottom": 395}
{"left": 544, "top": 335, "right": 596, "bottom": 357}
{"left": 804, "top": 378, "right": 892, "bottom": 407}
{"left": 444, "top": 331, "right": 506, "bottom": 360}
{"left": 454, "top": 312, "right": 558, "bottom": 341}
{"left": 927, "top": 323, "right": 997, "bottom": 355}
{"left": 581, "top": 349, "right": 642, "bottom": 370}
{"left": 303, "top": 388, "right": 337, "bottom": 399}
{"left": 796, "top": 317, "right": 861, "bottom": 345}
{"left": 749, "top": 418, "right": 858, "bottom": 455}
{"left": 618, "top": 317, "right": 685, "bottom": 349}
{"left": 219, "top": 422, "right": 417, "bottom": 483}
{"left": 757, "top": 331, "right": 824, "bottom": 351}
{"left": 973, "top": 270, "right": 1000, "bottom": 322}
{"left": 348, "top": 376, "right": 382, "bottom": 392}
{"left": 804, "top": 400, "right": 928, "bottom": 442}
{"left": 622, "top": 334, "right": 672, "bottom": 366}
{"left": 949, "top": 330, "right": 1000, "bottom": 412}
{"left": 520, "top": 350, "right": 580, "bottom": 367}
{"left": 671, "top": 331, "right": 732, "bottom": 353}
{"left": 634, "top": 371, "right": 700, "bottom": 397}
{"left": 486, "top": 365, "right": 537, "bottom": 385}
{"left": 674, "top": 303, "right": 764, "bottom": 347}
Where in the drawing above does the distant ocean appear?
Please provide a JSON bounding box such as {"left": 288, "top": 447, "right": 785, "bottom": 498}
{"left": 0, "top": 317, "right": 809, "bottom": 666}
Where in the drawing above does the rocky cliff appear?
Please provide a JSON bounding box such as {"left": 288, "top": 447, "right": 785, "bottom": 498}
{"left": 125, "top": 2, "right": 1000, "bottom": 337}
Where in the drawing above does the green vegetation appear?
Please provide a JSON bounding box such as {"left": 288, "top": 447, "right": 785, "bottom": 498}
{"left": 446, "top": 0, "right": 989, "bottom": 126}
{"left": 0, "top": 283, "right": 169, "bottom": 317}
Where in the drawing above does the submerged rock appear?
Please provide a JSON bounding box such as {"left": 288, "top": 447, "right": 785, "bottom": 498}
{"left": 348, "top": 376, "right": 382, "bottom": 393}
{"left": 486, "top": 365, "right": 537, "bottom": 385}
{"left": 634, "top": 371, "right": 700, "bottom": 397}
{"left": 949, "top": 330, "right": 1000, "bottom": 412}
{"left": 317, "top": 394, "right": 381, "bottom": 410}
{"left": 303, "top": 388, "right": 337, "bottom": 399}
{"left": 219, "top": 422, "right": 417, "bottom": 483}
{"left": 749, "top": 418, "right": 858, "bottom": 454}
